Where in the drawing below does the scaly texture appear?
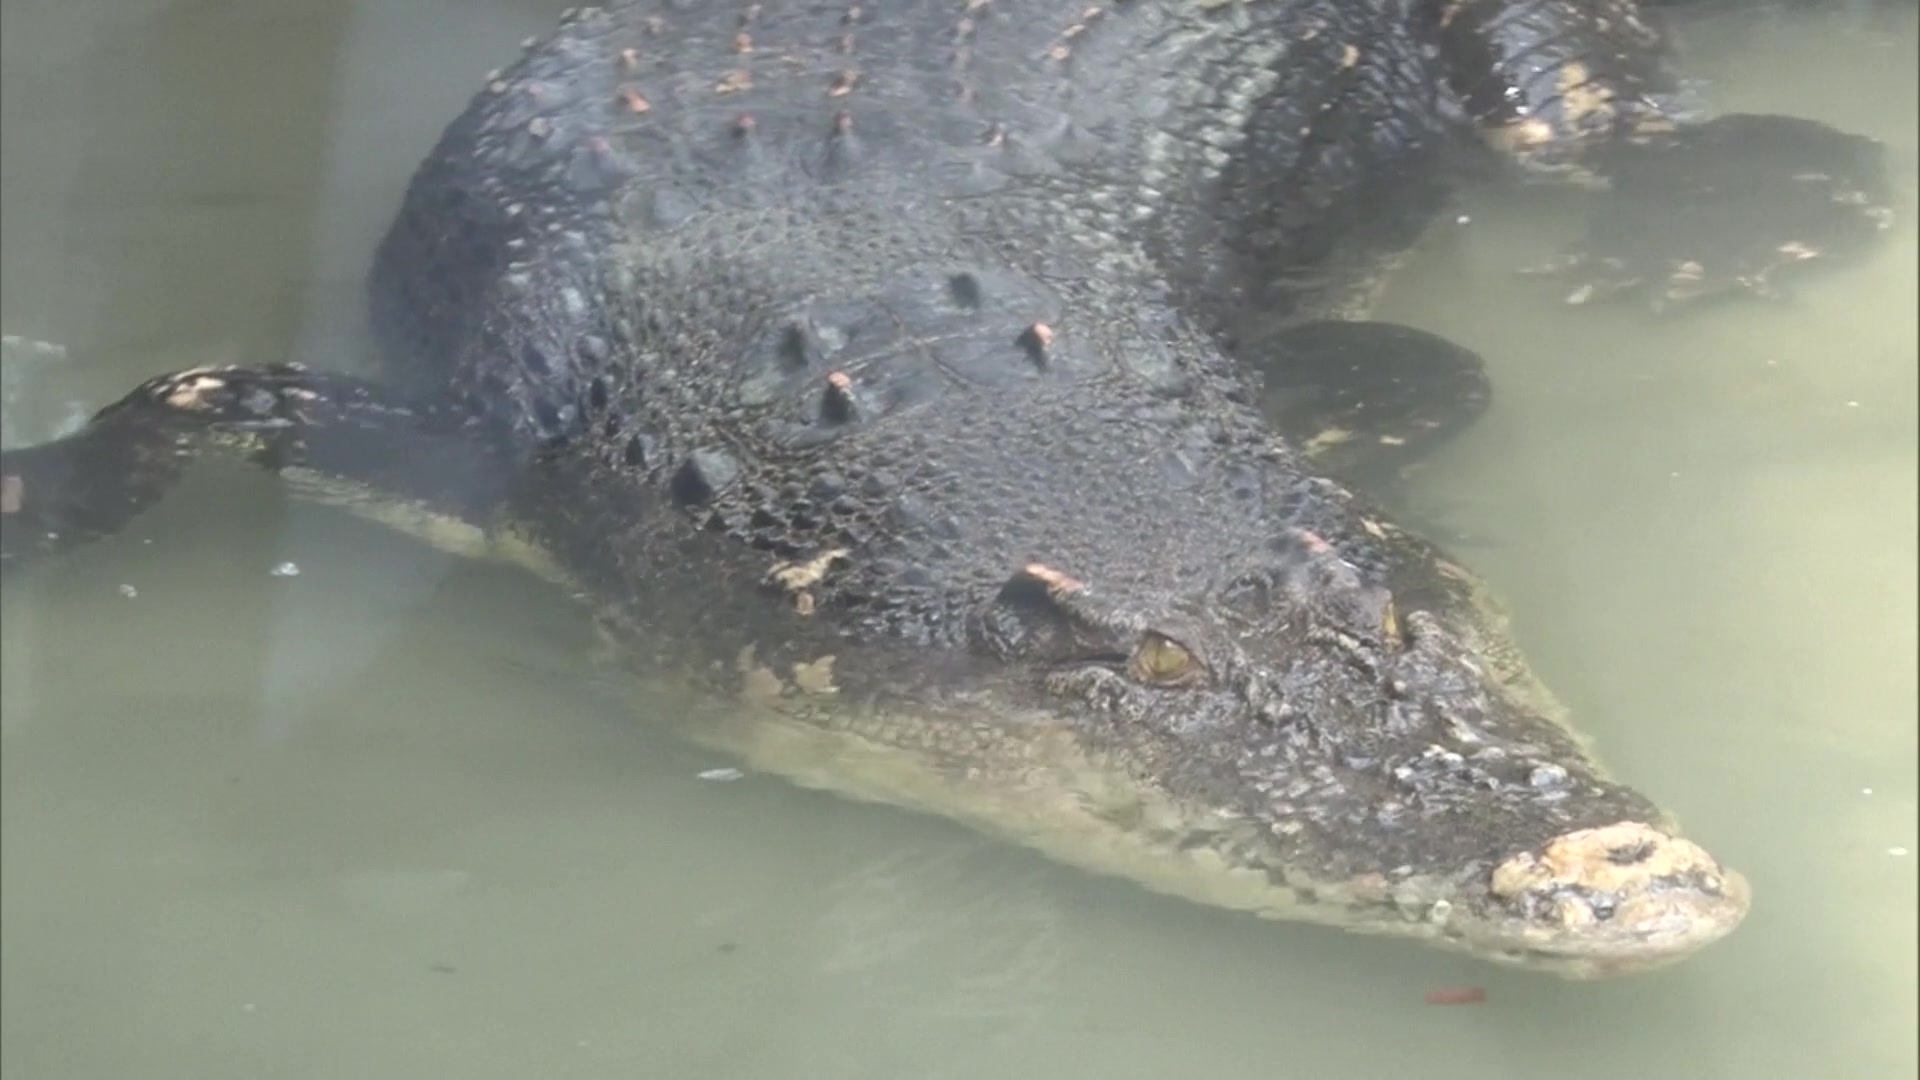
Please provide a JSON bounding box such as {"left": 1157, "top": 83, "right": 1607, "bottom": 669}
{"left": 6, "top": 0, "right": 1894, "bottom": 976}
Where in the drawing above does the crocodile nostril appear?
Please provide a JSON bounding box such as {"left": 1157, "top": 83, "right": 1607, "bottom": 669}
{"left": 1490, "top": 821, "right": 1724, "bottom": 903}
{"left": 1606, "top": 840, "right": 1658, "bottom": 866}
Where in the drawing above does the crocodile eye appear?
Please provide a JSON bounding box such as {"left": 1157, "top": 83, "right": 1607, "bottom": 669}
{"left": 1128, "top": 632, "right": 1206, "bottom": 687}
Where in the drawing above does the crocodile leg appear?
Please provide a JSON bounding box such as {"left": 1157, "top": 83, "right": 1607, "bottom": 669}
{"left": 1534, "top": 114, "right": 1895, "bottom": 311}
{"left": 1433, "top": 0, "right": 1895, "bottom": 312}
{"left": 1247, "top": 320, "right": 1492, "bottom": 494}
{"left": 0, "top": 365, "right": 515, "bottom": 567}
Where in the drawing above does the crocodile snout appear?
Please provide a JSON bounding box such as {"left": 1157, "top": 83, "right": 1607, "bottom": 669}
{"left": 1486, "top": 821, "right": 1751, "bottom": 977}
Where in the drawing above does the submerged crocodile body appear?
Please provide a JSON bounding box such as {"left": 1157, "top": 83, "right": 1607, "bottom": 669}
{"left": 0, "top": 0, "right": 1894, "bottom": 977}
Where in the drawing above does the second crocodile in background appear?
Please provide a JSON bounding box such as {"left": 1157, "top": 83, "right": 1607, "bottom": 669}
{"left": 0, "top": 0, "right": 1895, "bottom": 977}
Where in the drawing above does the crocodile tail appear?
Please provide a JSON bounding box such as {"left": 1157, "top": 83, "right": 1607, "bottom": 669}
{"left": 0, "top": 365, "right": 515, "bottom": 566}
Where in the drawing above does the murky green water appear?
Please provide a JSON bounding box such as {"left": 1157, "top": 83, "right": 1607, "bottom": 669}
{"left": 2, "top": 2, "right": 1914, "bottom": 1077}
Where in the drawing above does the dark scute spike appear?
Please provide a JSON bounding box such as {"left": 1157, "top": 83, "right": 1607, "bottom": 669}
{"left": 989, "top": 572, "right": 1058, "bottom": 623}
{"left": 821, "top": 113, "right": 860, "bottom": 175}
{"left": 821, "top": 372, "right": 858, "bottom": 424}
{"left": 522, "top": 342, "right": 555, "bottom": 376}
{"left": 672, "top": 448, "right": 741, "bottom": 505}
{"left": 575, "top": 334, "right": 609, "bottom": 365}
{"left": 778, "top": 322, "right": 814, "bottom": 370}
{"left": 997, "top": 562, "right": 1082, "bottom": 603}
{"left": 1016, "top": 322, "right": 1053, "bottom": 368}
{"left": 810, "top": 471, "right": 847, "bottom": 500}
{"left": 623, "top": 432, "right": 654, "bottom": 468}
{"left": 947, "top": 272, "right": 984, "bottom": 310}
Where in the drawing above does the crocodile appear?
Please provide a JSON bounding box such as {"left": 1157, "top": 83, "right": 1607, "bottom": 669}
{"left": 0, "top": 0, "right": 1894, "bottom": 978}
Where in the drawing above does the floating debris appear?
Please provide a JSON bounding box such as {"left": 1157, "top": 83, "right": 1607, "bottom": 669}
{"left": 117, "top": 583, "right": 138, "bottom": 599}
{"left": 269, "top": 561, "right": 301, "bottom": 578}
{"left": 697, "top": 767, "right": 745, "bottom": 782}
{"left": 1424, "top": 986, "right": 1488, "bottom": 1006}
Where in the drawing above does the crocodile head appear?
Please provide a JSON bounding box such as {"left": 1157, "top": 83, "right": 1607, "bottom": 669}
{"left": 942, "top": 524, "right": 1748, "bottom": 979}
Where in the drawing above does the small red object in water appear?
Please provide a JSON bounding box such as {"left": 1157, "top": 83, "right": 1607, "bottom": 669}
{"left": 1424, "top": 986, "right": 1488, "bottom": 1006}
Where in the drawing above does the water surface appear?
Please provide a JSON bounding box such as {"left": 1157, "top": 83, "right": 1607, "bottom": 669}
{"left": 2, "top": 3, "right": 1914, "bottom": 1077}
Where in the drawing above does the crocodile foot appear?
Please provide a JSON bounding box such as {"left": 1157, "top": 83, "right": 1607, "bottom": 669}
{"left": 1253, "top": 320, "right": 1492, "bottom": 493}
{"left": 1533, "top": 113, "right": 1895, "bottom": 312}
{"left": 1, "top": 364, "right": 507, "bottom": 565}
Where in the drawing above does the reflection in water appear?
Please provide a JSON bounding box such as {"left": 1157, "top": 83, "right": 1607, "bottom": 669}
{"left": 814, "top": 843, "right": 1066, "bottom": 1031}
{"left": 2, "top": 2, "right": 1914, "bottom": 1078}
